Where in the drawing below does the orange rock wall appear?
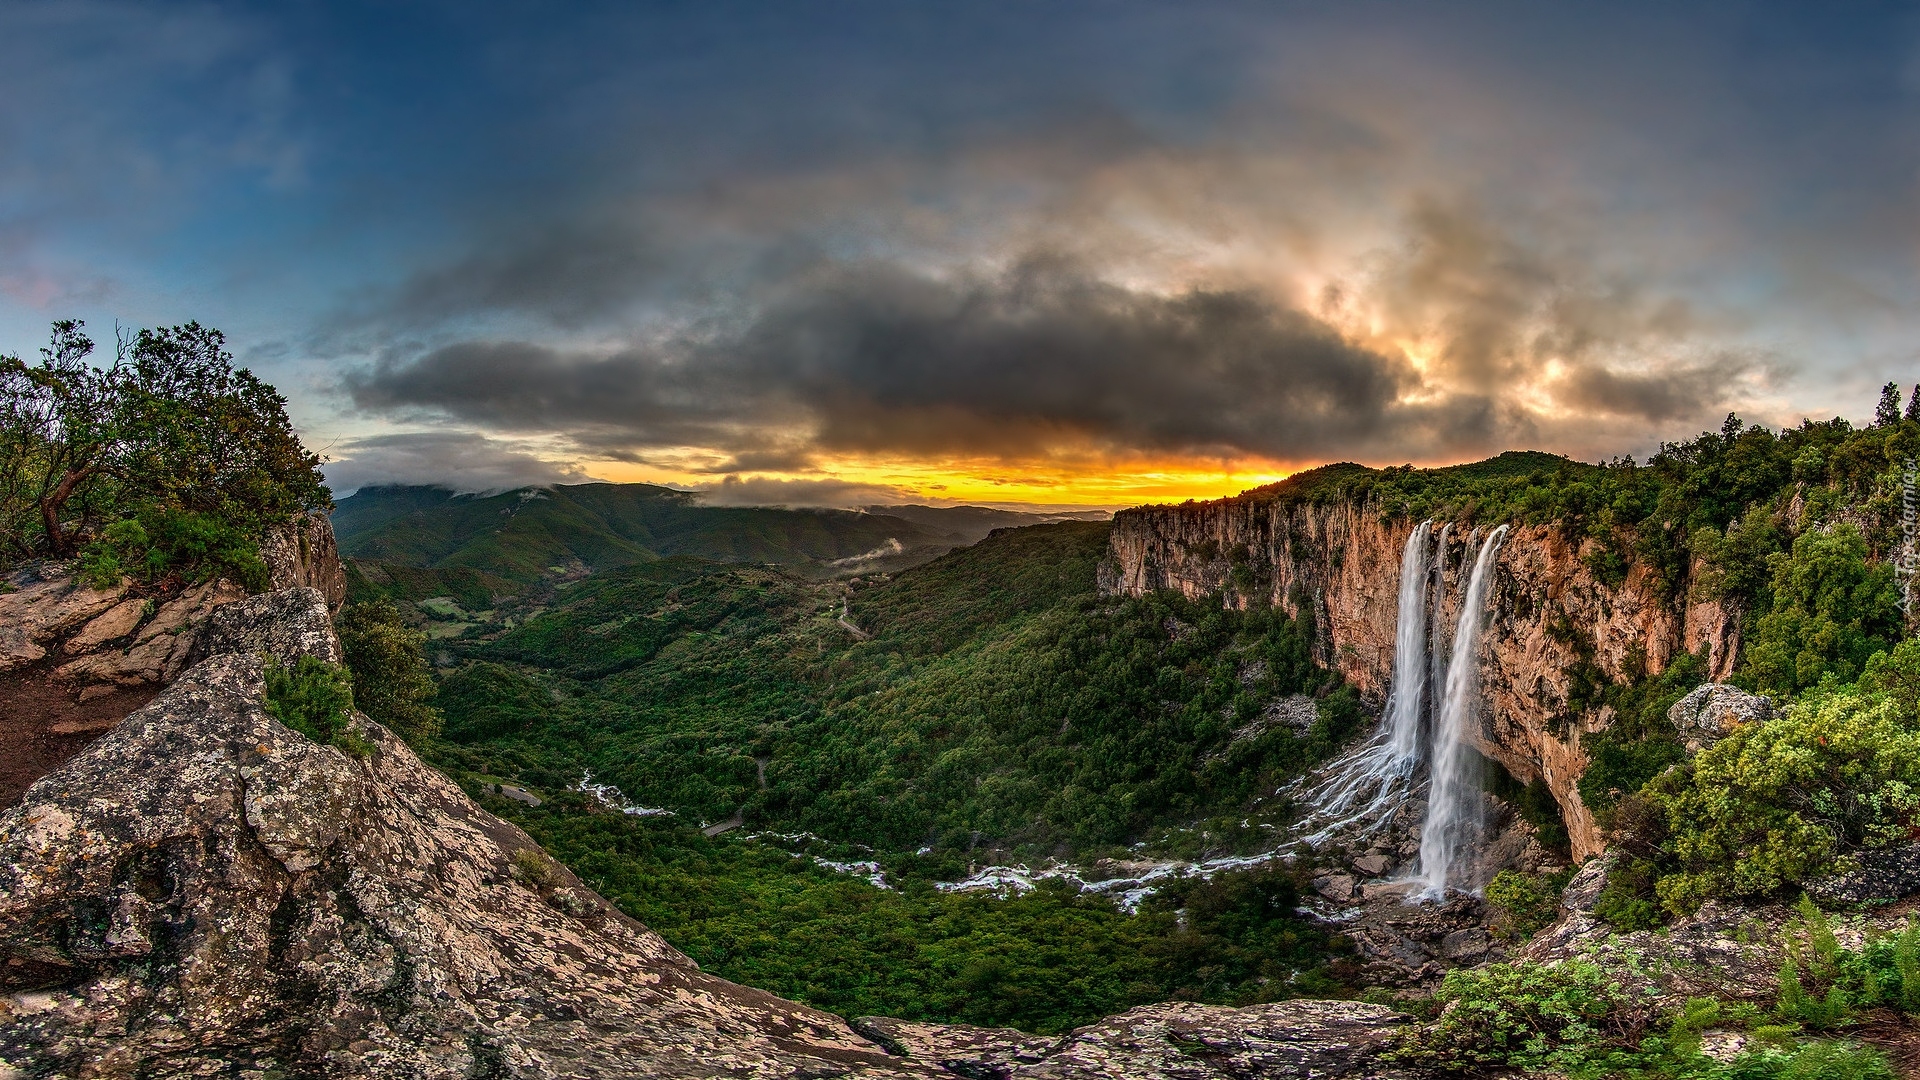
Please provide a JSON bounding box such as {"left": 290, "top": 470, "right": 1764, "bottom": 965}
{"left": 1101, "top": 499, "right": 1740, "bottom": 860}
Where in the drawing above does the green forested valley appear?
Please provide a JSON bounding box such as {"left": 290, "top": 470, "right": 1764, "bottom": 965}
{"left": 383, "top": 521, "right": 1369, "bottom": 1030}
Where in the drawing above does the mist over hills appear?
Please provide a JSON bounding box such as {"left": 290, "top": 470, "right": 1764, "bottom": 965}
{"left": 330, "top": 482, "right": 1104, "bottom": 585}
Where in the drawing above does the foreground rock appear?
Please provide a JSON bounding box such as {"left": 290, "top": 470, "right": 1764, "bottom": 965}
{"left": 1521, "top": 858, "right": 1920, "bottom": 1004}
{"left": 0, "top": 589, "right": 924, "bottom": 1078}
{"left": 1666, "top": 684, "right": 1773, "bottom": 753}
{"left": 0, "top": 587, "right": 1416, "bottom": 1079}
{"left": 856, "top": 1001, "right": 1416, "bottom": 1079}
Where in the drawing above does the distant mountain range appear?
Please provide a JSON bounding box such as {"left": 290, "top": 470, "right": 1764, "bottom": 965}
{"left": 330, "top": 483, "right": 1109, "bottom": 587}
{"left": 859, "top": 503, "right": 1110, "bottom": 541}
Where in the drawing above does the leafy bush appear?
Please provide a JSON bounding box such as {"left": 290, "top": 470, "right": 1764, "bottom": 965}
{"left": 1485, "top": 869, "right": 1570, "bottom": 940}
{"left": 1577, "top": 650, "right": 1706, "bottom": 820}
{"left": 509, "top": 847, "right": 565, "bottom": 889}
{"left": 264, "top": 655, "right": 362, "bottom": 753}
{"left": 1400, "top": 959, "right": 1659, "bottom": 1073}
{"left": 1591, "top": 855, "right": 1666, "bottom": 932}
{"left": 338, "top": 599, "right": 442, "bottom": 743}
{"left": 1832, "top": 917, "right": 1920, "bottom": 1016}
{"left": 1775, "top": 899, "right": 1850, "bottom": 1031}
{"left": 76, "top": 508, "right": 268, "bottom": 590}
{"left": 1647, "top": 683, "right": 1920, "bottom": 914}
{"left": 1740, "top": 525, "right": 1900, "bottom": 696}
{"left": 1397, "top": 956, "right": 1896, "bottom": 1080}
{"left": 1736, "top": 1042, "right": 1897, "bottom": 1080}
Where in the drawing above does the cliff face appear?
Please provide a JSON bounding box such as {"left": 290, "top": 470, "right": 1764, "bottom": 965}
{"left": 1103, "top": 499, "right": 1741, "bottom": 860}
{"left": 263, "top": 511, "right": 349, "bottom": 613}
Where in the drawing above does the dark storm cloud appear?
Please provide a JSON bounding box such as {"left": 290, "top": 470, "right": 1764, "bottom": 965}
{"left": 346, "top": 256, "right": 1440, "bottom": 464}
{"left": 1553, "top": 360, "right": 1759, "bottom": 424}
{"left": 375, "top": 220, "right": 675, "bottom": 331}
{"left": 8, "top": 1, "right": 1914, "bottom": 487}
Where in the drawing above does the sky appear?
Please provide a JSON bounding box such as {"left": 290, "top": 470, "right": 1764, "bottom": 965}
{"left": 5, "top": 1, "right": 1920, "bottom": 507}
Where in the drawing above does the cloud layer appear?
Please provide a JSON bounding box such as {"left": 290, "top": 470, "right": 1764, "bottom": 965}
{"left": 2, "top": 3, "right": 1910, "bottom": 498}
{"left": 322, "top": 432, "right": 590, "bottom": 495}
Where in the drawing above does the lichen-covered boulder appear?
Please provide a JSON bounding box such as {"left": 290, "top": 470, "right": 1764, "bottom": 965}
{"left": 1667, "top": 684, "right": 1774, "bottom": 753}
{"left": 852, "top": 1017, "right": 1062, "bottom": 1077}
{"left": 199, "top": 586, "right": 343, "bottom": 666}
{"left": 1805, "top": 843, "right": 1920, "bottom": 905}
{"left": 262, "top": 512, "right": 348, "bottom": 614}
{"left": 858, "top": 1001, "right": 1414, "bottom": 1080}
{"left": 1007, "top": 1000, "right": 1414, "bottom": 1079}
{"left": 1558, "top": 856, "right": 1612, "bottom": 915}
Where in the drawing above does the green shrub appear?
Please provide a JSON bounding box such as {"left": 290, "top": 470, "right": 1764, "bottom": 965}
{"left": 77, "top": 508, "right": 268, "bottom": 591}
{"left": 1400, "top": 960, "right": 1658, "bottom": 1072}
{"left": 1485, "top": 869, "right": 1568, "bottom": 940}
{"left": 1892, "top": 920, "right": 1920, "bottom": 1014}
{"left": 1398, "top": 957, "right": 1896, "bottom": 1080}
{"left": 1776, "top": 957, "right": 1850, "bottom": 1031}
{"left": 1591, "top": 857, "right": 1666, "bottom": 932}
{"left": 265, "top": 655, "right": 361, "bottom": 753}
{"left": 1739, "top": 524, "right": 1899, "bottom": 696}
{"left": 1647, "top": 684, "right": 1920, "bottom": 914}
{"left": 1576, "top": 649, "right": 1706, "bottom": 819}
{"left": 510, "top": 847, "right": 564, "bottom": 889}
{"left": 338, "top": 599, "right": 442, "bottom": 743}
{"left": 1745, "top": 1042, "right": 1896, "bottom": 1080}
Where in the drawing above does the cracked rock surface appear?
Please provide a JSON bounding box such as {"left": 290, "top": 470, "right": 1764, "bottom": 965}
{"left": 855, "top": 1002, "right": 1418, "bottom": 1080}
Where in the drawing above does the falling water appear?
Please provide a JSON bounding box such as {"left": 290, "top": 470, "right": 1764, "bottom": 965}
{"left": 1295, "top": 521, "right": 1432, "bottom": 842}
{"left": 1426, "top": 522, "right": 1454, "bottom": 723}
{"left": 1378, "top": 519, "right": 1435, "bottom": 766}
{"left": 1414, "top": 524, "right": 1509, "bottom": 899}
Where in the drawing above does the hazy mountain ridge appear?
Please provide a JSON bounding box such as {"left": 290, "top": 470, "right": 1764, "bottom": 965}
{"left": 331, "top": 483, "right": 1105, "bottom": 584}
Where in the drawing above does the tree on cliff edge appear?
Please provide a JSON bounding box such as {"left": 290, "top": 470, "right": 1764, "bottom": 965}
{"left": 0, "top": 320, "right": 329, "bottom": 571}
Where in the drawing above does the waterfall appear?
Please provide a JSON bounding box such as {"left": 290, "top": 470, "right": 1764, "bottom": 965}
{"left": 1294, "top": 521, "right": 1432, "bottom": 841}
{"left": 1379, "top": 519, "right": 1434, "bottom": 766}
{"left": 1426, "top": 522, "right": 1453, "bottom": 727}
{"left": 1414, "top": 524, "right": 1508, "bottom": 900}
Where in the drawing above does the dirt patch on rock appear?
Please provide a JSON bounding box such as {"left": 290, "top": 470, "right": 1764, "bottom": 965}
{"left": 0, "top": 667, "right": 159, "bottom": 807}
{"left": 1856, "top": 1012, "right": 1920, "bottom": 1079}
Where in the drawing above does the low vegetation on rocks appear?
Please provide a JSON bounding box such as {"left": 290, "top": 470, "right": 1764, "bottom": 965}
{"left": 263, "top": 655, "right": 368, "bottom": 755}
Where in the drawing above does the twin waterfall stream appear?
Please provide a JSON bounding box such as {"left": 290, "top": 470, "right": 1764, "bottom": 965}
{"left": 1295, "top": 520, "right": 1509, "bottom": 901}
{"left": 938, "top": 519, "right": 1511, "bottom": 909}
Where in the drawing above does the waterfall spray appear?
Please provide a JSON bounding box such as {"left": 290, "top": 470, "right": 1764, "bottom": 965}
{"left": 1414, "top": 524, "right": 1509, "bottom": 900}
{"left": 1294, "top": 521, "right": 1432, "bottom": 842}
